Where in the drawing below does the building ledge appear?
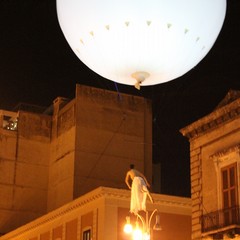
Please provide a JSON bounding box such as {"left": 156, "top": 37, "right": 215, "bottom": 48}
{"left": 0, "top": 187, "right": 191, "bottom": 240}
{"left": 202, "top": 225, "right": 240, "bottom": 238}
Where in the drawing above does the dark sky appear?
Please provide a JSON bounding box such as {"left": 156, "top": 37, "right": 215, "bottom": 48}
{"left": 0, "top": 0, "right": 239, "bottom": 197}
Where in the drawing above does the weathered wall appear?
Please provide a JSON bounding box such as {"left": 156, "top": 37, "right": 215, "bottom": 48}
{"left": 0, "top": 111, "right": 51, "bottom": 234}
{"left": 0, "top": 84, "right": 153, "bottom": 233}
{"left": 74, "top": 85, "right": 152, "bottom": 197}
{"left": 48, "top": 98, "right": 76, "bottom": 211}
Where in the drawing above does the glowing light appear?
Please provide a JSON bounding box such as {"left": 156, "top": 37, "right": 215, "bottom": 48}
{"left": 143, "top": 232, "right": 150, "bottom": 240}
{"left": 124, "top": 217, "right": 133, "bottom": 234}
{"left": 133, "top": 227, "right": 143, "bottom": 240}
{"left": 57, "top": 0, "right": 226, "bottom": 87}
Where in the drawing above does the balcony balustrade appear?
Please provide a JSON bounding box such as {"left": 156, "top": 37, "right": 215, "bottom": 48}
{"left": 202, "top": 206, "right": 240, "bottom": 233}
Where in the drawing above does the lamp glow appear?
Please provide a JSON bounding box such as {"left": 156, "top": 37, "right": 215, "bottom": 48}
{"left": 124, "top": 216, "right": 133, "bottom": 234}
{"left": 133, "top": 222, "right": 143, "bottom": 240}
{"left": 123, "top": 210, "right": 161, "bottom": 240}
{"left": 143, "top": 232, "right": 150, "bottom": 240}
{"left": 57, "top": 0, "right": 226, "bottom": 87}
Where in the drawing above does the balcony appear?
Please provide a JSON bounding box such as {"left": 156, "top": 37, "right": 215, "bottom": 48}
{"left": 0, "top": 110, "right": 18, "bottom": 131}
{"left": 202, "top": 206, "right": 240, "bottom": 237}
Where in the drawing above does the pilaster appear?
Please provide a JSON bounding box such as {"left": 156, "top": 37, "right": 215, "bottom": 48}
{"left": 190, "top": 147, "right": 202, "bottom": 240}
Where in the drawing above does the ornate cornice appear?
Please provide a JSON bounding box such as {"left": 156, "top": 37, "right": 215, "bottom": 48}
{"left": 210, "top": 144, "right": 240, "bottom": 160}
{"left": 0, "top": 187, "right": 110, "bottom": 239}
{"left": 180, "top": 98, "right": 240, "bottom": 139}
{"left": 0, "top": 187, "right": 191, "bottom": 240}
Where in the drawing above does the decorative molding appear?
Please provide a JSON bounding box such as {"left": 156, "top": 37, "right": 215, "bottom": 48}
{"left": 180, "top": 98, "right": 240, "bottom": 139}
{"left": 0, "top": 187, "right": 191, "bottom": 240}
{"left": 210, "top": 144, "right": 240, "bottom": 162}
{"left": 211, "top": 144, "right": 240, "bottom": 211}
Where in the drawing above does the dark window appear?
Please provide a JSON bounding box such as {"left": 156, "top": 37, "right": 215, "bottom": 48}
{"left": 83, "top": 229, "right": 91, "bottom": 240}
{"left": 221, "top": 163, "right": 238, "bottom": 225}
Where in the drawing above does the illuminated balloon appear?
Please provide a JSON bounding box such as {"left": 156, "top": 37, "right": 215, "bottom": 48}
{"left": 57, "top": 0, "right": 226, "bottom": 88}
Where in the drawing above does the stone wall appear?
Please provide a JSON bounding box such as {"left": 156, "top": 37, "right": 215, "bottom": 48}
{"left": 0, "top": 111, "right": 51, "bottom": 234}
{"left": 181, "top": 92, "right": 240, "bottom": 240}
{"left": 74, "top": 84, "right": 152, "bottom": 198}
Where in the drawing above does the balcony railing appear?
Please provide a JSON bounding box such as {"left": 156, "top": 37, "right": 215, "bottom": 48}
{"left": 202, "top": 206, "right": 240, "bottom": 233}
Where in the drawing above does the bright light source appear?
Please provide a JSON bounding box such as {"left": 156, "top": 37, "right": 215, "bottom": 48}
{"left": 124, "top": 217, "right": 133, "bottom": 234}
{"left": 57, "top": 0, "right": 226, "bottom": 88}
{"left": 143, "top": 232, "right": 150, "bottom": 240}
{"left": 133, "top": 228, "right": 143, "bottom": 240}
{"left": 123, "top": 210, "right": 161, "bottom": 240}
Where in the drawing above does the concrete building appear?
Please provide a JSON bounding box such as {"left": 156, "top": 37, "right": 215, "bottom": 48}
{"left": 0, "top": 84, "right": 153, "bottom": 234}
{"left": 181, "top": 90, "right": 240, "bottom": 240}
{"left": 0, "top": 84, "right": 192, "bottom": 240}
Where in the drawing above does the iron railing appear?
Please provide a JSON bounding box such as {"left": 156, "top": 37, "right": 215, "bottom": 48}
{"left": 201, "top": 206, "right": 240, "bottom": 232}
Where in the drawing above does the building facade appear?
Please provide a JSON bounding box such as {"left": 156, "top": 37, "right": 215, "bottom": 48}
{"left": 0, "top": 84, "right": 153, "bottom": 234}
{"left": 0, "top": 187, "right": 191, "bottom": 240}
{"left": 181, "top": 90, "right": 240, "bottom": 240}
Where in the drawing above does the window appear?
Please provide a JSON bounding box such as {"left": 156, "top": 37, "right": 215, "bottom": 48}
{"left": 82, "top": 228, "right": 91, "bottom": 240}
{"left": 3, "top": 115, "right": 18, "bottom": 131}
{"left": 222, "top": 163, "right": 238, "bottom": 208}
{"left": 221, "top": 163, "right": 238, "bottom": 225}
{"left": 212, "top": 145, "right": 240, "bottom": 210}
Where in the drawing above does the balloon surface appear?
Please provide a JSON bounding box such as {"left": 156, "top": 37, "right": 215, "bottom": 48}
{"left": 57, "top": 0, "right": 226, "bottom": 87}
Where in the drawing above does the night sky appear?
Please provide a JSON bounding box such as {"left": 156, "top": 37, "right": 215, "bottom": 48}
{"left": 0, "top": 0, "right": 239, "bottom": 197}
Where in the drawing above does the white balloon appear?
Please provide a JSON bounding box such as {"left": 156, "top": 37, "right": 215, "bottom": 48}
{"left": 57, "top": 0, "right": 226, "bottom": 87}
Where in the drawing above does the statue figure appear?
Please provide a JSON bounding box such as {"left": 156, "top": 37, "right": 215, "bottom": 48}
{"left": 125, "top": 164, "right": 153, "bottom": 215}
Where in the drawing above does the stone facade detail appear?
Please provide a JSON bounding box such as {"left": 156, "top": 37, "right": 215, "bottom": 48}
{"left": 190, "top": 148, "right": 202, "bottom": 240}
{"left": 181, "top": 90, "right": 240, "bottom": 240}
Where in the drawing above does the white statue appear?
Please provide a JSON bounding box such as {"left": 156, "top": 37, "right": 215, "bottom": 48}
{"left": 125, "top": 164, "right": 153, "bottom": 215}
